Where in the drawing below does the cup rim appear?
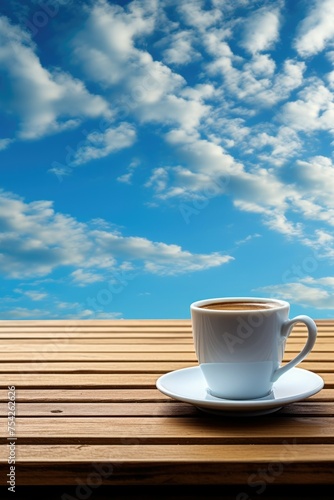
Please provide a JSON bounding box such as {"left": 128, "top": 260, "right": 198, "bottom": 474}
{"left": 190, "top": 297, "right": 290, "bottom": 312}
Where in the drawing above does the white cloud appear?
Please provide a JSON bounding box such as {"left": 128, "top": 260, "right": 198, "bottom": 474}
{"left": 203, "top": 27, "right": 233, "bottom": 61}
{"left": 145, "top": 126, "right": 334, "bottom": 257}
{"left": 117, "top": 173, "right": 133, "bottom": 184}
{"left": 235, "top": 233, "right": 261, "bottom": 246}
{"left": 0, "top": 192, "right": 93, "bottom": 277}
{"left": 144, "top": 251, "right": 232, "bottom": 275}
{"left": 248, "top": 126, "right": 302, "bottom": 166}
{"left": 262, "top": 212, "right": 304, "bottom": 239}
{"left": 0, "top": 15, "right": 110, "bottom": 139}
{"left": 0, "top": 138, "right": 13, "bottom": 151}
{"left": 258, "top": 277, "right": 334, "bottom": 309}
{"left": 72, "top": 0, "right": 212, "bottom": 132}
{"left": 91, "top": 229, "right": 234, "bottom": 275}
{"left": 136, "top": 93, "right": 210, "bottom": 131}
{"left": 89, "top": 311, "right": 124, "bottom": 319}
{"left": 146, "top": 130, "right": 241, "bottom": 199}
{"left": 163, "top": 30, "right": 200, "bottom": 65}
{"left": 206, "top": 44, "right": 305, "bottom": 106}
{"left": 117, "top": 158, "right": 140, "bottom": 184}
{"left": 290, "top": 156, "right": 334, "bottom": 206}
{"left": 22, "top": 290, "right": 48, "bottom": 301}
{"left": 1, "top": 301, "right": 123, "bottom": 320}
{"left": 14, "top": 288, "right": 48, "bottom": 301}
{"left": 2, "top": 307, "right": 51, "bottom": 319}
{"left": 240, "top": 7, "right": 281, "bottom": 54}
{"left": 145, "top": 167, "right": 169, "bottom": 193}
{"left": 283, "top": 157, "right": 334, "bottom": 234}
{"left": 147, "top": 128, "right": 288, "bottom": 210}
{"left": 303, "top": 276, "right": 334, "bottom": 286}
{"left": 231, "top": 169, "right": 292, "bottom": 215}
{"left": 71, "top": 123, "right": 137, "bottom": 166}
{"left": 294, "top": 0, "right": 334, "bottom": 57}
{"left": 0, "top": 189, "right": 233, "bottom": 279}
{"left": 73, "top": 0, "right": 160, "bottom": 87}
{"left": 70, "top": 269, "right": 104, "bottom": 286}
{"left": 178, "top": 0, "right": 222, "bottom": 30}
{"left": 281, "top": 78, "right": 334, "bottom": 133}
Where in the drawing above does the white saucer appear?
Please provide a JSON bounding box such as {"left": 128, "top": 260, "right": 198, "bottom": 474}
{"left": 156, "top": 366, "right": 324, "bottom": 416}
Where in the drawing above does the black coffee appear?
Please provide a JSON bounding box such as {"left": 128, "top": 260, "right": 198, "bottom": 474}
{"left": 200, "top": 301, "right": 276, "bottom": 311}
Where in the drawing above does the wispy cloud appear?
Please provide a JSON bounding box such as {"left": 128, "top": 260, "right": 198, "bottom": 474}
{"left": 14, "top": 289, "right": 48, "bottom": 301}
{"left": 2, "top": 306, "right": 54, "bottom": 319}
{"left": 235, "top": 233, "right": 261, "bottom": 246}
{"left": 0, "top": 189, "right": 233, "bottom": 280}
{"left": 0, "top": 138, "right": 13, "bottom": 151}
{"left": 1, "top": 304, "right": 122, "bottom": 320}
{"left": 70, "top": 269, "right": 104, "bottom": 286}
{"left": 0, "top": 15, "right": 110, "bottom": 139}
{"left": 258, "top": 276, "right": 334, "bottom": 309}
{"left": 71, "top": 123, "right": 137, "bottom": 166}
{"left": 117, "top": 158, "right": 141, "bottom": 184}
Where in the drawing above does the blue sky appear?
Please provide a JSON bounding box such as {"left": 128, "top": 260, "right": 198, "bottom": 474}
{"left": 1, "top": 0, "right": 334, "bottom": 320}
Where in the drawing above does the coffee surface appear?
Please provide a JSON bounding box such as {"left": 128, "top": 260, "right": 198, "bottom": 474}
{"left": 200, "top": 301, "right": 276, "bottom": 311}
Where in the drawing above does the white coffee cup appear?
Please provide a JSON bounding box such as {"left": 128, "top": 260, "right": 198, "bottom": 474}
{"left": 190, "top": 297, "right": 317, "bottom": 400}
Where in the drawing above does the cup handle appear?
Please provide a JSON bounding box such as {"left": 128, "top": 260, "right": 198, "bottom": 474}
{"left": 272, "top": 315, "right": 317, "bottom": 382}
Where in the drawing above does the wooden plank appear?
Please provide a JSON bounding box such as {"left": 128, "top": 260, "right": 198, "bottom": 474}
{"left": 0, "top": 485, "right": 332, "bottom": 499}
{"left": 0, "top": 371, "right": 330, "bottom": 388}
{"left": 0, "top": 331, "right": 193, "bottom": 339}
{"left": 0, "top": 388, "right": 172, "bottom": 402}
{"left": 0, "top": 338, "right": 194, "bottom": 345}
{"left": 0, "top": 320, "right": 192, "bottom": 327}
{"left": 0, "top": 342, "right": 194, "bottom": 354}
{"left": 0, "top": 352, "right": 198, "bottom": 362}
{"left": 1, "top": 443, "right": 333, "bottom": 463}
{"left": 1, "top": 401, "right": 334, "bottom": 418}
{"left": 0, "top": 318, "right": 330, "bottom": 325}
{"left": 1, "top": 463, "right": 333, "bottom": 487}
{"left": 0, "top": 337, "right": 332, "bottom": 347}
{"left": 0, "top": 318, "right": 329, "bottom": 325}
{"left": 0, "top": 351, "right": 332, "bottom": 362}
{"left": 0, "top": 362, "right": 195, "bottom": 373}
{"left": 0, "top": 326, "right": 331, "bottom": 335}
{"left": 0, "top": 373, "right": 161, "bottom": 387}
{"left": 0, "top": 402, "right": 195, "bottom": 417}
{"left": 1, "top": 342, "right": 334, "bottom": 352}
{"left": 2, "top": 417, "right": 334, "bottom": 444}
{"left": 0, "top": 361, "right": 331, "bottom": 375}
{"left": 0, "top": 322, "right": 331, "bottom": 336}
{"left": 0, "top": 338, "right": 334, "bottom": 353}
{"left": 277, "top": 402, "right": 334, "bottom": 416}
{"left": 0, "top": 361, "right": 331, "bottom": 373}
{"left": 0, "top": 388, "right": 331, "bottom": 403}
{"left": 0, "top": 343, "right": 196, "bottom": 352}
{"left": 292, "top": 361, "right": 334, "bottom": 372}
{"left": 0, "top": 324, "right": 193, "bottom": 330}
{"left": 0, "top": 388, "right": 332, "bottom": 403}
{"left": 0, "top": 444, "right": 334, "bottom": 486}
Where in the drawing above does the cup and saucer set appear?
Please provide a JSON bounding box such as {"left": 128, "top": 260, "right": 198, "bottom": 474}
{"left": 156, "top": 297, "right": 324, "bottom": 416}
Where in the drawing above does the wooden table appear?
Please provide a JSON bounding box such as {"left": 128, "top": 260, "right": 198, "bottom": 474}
{"left": 0, "top": 319, "right": 334, "bottom": 499}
